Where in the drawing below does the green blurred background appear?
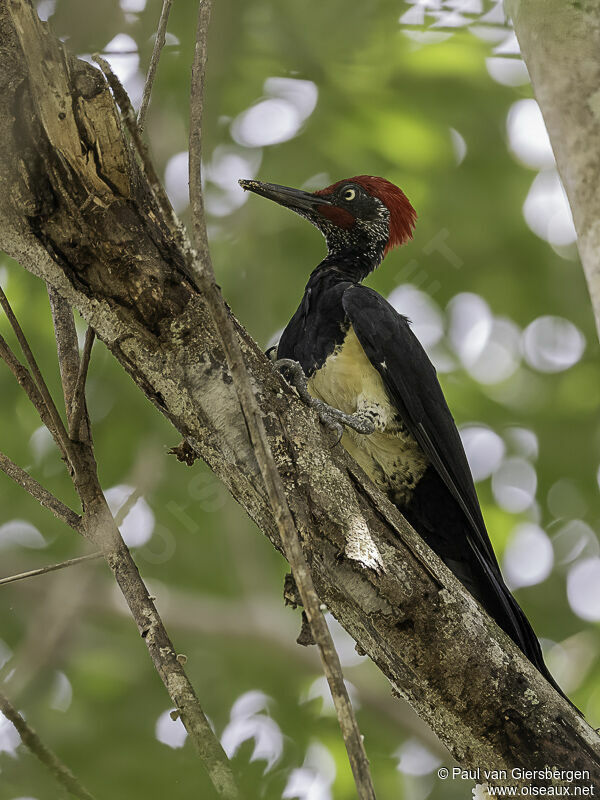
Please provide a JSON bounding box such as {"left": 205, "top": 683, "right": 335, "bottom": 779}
{"left": 1, "top": 0, "right": 599, "bottom": 797}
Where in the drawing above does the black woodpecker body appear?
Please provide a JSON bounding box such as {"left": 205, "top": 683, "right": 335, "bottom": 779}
{"left": 240, "top": 174, "right": 569, "bottom": 703}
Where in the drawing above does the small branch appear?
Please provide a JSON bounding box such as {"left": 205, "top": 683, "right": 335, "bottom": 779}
{"left": 189, "top": 0, "right": 212, "bottom": 272}
{"left": 0, "top": 552, "right": 102, "bottom": 587}
{"left": 0, "top": 451, "right": 82, "bottom": 531}
{"left": 69, "top": 326, "right": 94, "bottom": 441}
{"left": 0, "top": 285, "right": 72, "bottom": 459}
{"left": 0, "top": 331, "right": 71, "bottom": 464}
{"left": 137, "top": 0, "right": 173, "bottom": 131}
{"left": 47, "top": 286, "right": 80, "bottom": 415}
{"left": 188, "top": 4, "right": 376, "bottom": 798}
{"left": 113, "top": 486, "right": 141, "bottom": 527}
{"left": 0, "top": 691, "right": 96, "bottom": 800}
{"left": 79, "top": 489, "right": 241, "bottom": 799}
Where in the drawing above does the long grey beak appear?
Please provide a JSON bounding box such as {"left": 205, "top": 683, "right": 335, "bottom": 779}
{"left": 238, "top": 179, "right": 332, "bottom": 212}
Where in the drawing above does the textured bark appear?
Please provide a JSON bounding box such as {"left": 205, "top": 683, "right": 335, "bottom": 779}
{"left": 1, "top": 0, "right": 599, "bottom": 785}
{"left": 510, "top": 0, "right": 600, "bottom": 340}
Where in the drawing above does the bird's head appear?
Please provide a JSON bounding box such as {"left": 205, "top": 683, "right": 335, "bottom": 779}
{"left": 239, "top": 175, "right": 416, "bottom": 276}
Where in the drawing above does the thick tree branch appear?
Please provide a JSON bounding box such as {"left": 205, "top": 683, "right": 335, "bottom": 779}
{"left": 0, "top": 0, "right": 599, "bottom": 788}
{"left": 43, "top": 194, "right": 240, "bottom": 797}
{"left": 0, "top": 690, "right": 96, "bottom": 800}
{"left": 509, "top": 0, "right": 600, "bottom": 340}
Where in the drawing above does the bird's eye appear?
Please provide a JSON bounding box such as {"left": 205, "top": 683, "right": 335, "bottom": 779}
{"left": 343, "top": 187, "right": 356, "bottom": 201}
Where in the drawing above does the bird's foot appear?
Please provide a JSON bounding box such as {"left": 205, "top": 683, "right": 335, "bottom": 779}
{"left": 274, "top": 358, "right": 375, "bottom": 439}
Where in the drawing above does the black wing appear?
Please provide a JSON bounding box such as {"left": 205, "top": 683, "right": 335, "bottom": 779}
{"left": 342, "top": 284, "right": 563, "bottom": 688}
{"left": 342, "top": 284, "right": 496, "bottom": 562}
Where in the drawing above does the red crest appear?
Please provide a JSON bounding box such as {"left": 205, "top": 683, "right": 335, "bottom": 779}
{"left": 316, "top": 175, "right": 416, "bottom": 254}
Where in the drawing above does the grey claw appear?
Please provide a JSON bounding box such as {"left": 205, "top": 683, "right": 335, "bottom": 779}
{"left": 273, "top": 357, "right": 375, "bottom": 439}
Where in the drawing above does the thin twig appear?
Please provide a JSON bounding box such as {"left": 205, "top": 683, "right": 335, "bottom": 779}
{"left": 188, "top": 3, "right": 376, "bottom": 798}
{"left": 0, "top": 332, "right": 71, "bottom": 464}
{"left": 0, "top": 451, "right": 82, "bottom": 531}
{"left": 47, "top": 286, "right": 81, "bottom": 422}
{"left": 0, "top": 691, "right": 96, "bottom": 800}
{"left": 189, "top": 0, "right": 212, "bottom": 272}
{"left": 0, "top": 285, "right": 72, "bottom": 460}
{"left": 137, "top": 0, "right": 174, "bottom": 131}
{"left": 69, "top": 326, "right": 94, "bottom": 440}
{"left": 114, "top": 486, "right": 141, "bottom": 527}
{"left": 78, "top": 484, "right": 241, "bottom": 799}
{"left": 0, "top": 553, "right": 102, "bottom": 587}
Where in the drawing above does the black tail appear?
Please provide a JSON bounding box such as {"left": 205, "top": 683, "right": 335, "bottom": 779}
{"left": 402, "top": 468, "right": 579, "bottom": 712}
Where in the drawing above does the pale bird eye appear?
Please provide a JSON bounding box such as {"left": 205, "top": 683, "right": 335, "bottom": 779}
{"left": 343, "top": 188, "right": 356, "bottom": 201}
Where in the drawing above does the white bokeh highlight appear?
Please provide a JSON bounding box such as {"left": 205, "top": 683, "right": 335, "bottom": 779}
{"left": 231, "top": 78, "right": 318, "bottom": 148}
{"left": 51, "top": 671, "right": 73, "bottom": 713}
{"left": 503, "top": 523, "right": 554, "bottom": 589}
{"left": 523, "top": 170, "right": 577, "bottom": 247}
{"left": 460, "top": 425, "right": 505, "bottom": 482}
{"left": 120, "top": 0, "right": 147, "bottom": 11}
{"left": 36, "top": 0, "right": 56, "bottom": 20}
{"left": 448, "top": 293, "right": 492, "bottom": 366}
{"left": 283, "top": 742, "right": 336, "bottom": 800}
{"left": 450, "top": 127, "right": 467, "bottom": 165}
{"left": 104, "top": 484, "right": 155, "bottom": 547}
{"left": 486, "top": 58, "right": 529, "bottom": 87}
{"left": 29, "top": 425, "right": 56, "bottom": 464}
{"left": 552, "top": 519, "right": 599, "bottom": 566}
{"left": 0, "top": 520, "right": 46, "bottom": 551}
{"left": 448, "top": 294, "right": 522, "bottom": 384}
{"left": 522, "top": 316, "right": 585, "bottom": 373}
{"left": 302, "top": 677, "right": 360, "bottom": 717}
{"left": 164, "top": 151, "right": 190, "bottom": 214}
{"left": 395, "top": 738, "right": 442, "bottom": 776}
{"left": 0, "top": 711, "right": 20, "bottom": 757}
{"left": 388, "top": 284, "right": 444, "bottom": 350}
{"left": 567, "top": 558, "right": 600, "bottom": 621}
{"left": 492, "top": 457, "right": 537, "bottom": 513}
{"left": 0, "top": 639, "right": 12, "bottom": 671}
{"left": 155, "top": 709, "right": 188, "bottom": 749}
{"left": 221, "top": 691, "right": 282, "bottom": 773}
{"left": 504, "top": 427, "right": 539, "bottom": 461}
{"left": 507, "top": 99, "right": 554, "bottom": 170}
{"left": 102, "top": 34, "right": 139, "bottom": 83}
{"left": 204, "top": 145, "right": 262, "bottom": 217}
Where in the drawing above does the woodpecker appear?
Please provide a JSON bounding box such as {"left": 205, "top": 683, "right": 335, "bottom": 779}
{"left": 240, "top": 174, "right": 570, "bottom": 703}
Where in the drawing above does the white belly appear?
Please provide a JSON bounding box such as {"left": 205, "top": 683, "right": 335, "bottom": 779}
{"left": 308, "top": 326, "right": 428, "bottom": 505}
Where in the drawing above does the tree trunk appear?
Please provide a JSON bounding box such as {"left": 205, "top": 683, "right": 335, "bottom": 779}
{"left": 510, "top": 0, "right": 600, "bottom": 340}
{"left": 1, "top": 0, "right": 599, "bottom": 785}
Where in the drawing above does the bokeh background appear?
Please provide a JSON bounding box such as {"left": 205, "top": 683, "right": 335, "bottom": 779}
{"left": 1, "top": 0, "right": 599, "bottom": 798}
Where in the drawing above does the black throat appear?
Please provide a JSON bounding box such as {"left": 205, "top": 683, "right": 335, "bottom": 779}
{"left": 317, "top": 215, "right": 388, "bottom": 283}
